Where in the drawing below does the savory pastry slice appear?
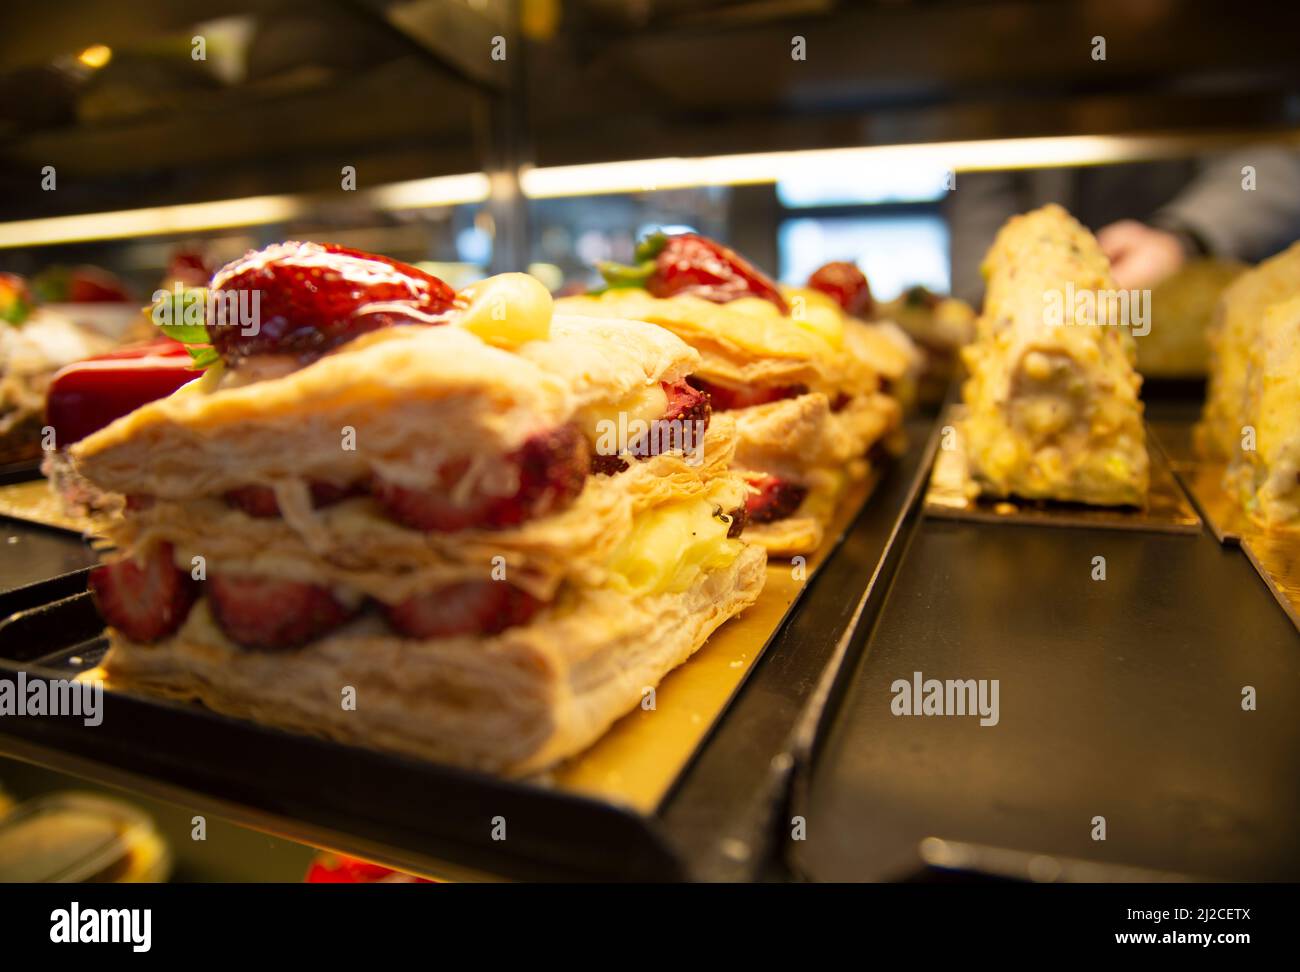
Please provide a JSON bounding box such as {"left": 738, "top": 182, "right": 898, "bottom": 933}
{"left": 961, "top": 205, "right": 1149, "bottom": 506}
{"left": 557, "top": 233, "right": 904, "bottom": 555}
{"left": 1195, "top": 242, "right": 1300, "bottom": 461}
{"left": 73, "top": 242, "right": 766, "bottom": 775}
{"left": 1223, "top": 294, "right": 1300, "bottom": 528}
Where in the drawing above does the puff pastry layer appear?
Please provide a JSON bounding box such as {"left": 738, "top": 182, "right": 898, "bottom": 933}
{"left": 557, "top": 288, "right": 905, "bottom": 553}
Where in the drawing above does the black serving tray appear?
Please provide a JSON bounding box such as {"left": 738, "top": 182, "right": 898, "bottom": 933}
{"left": 789, "top": 409, "right": 1300, "bottom": 883}
{"left": 0, "top": 521, "right": 97, "bottom": 622}
{"left": 0, "top": 460, "right": 98, "bottom": 617}
{"left": 0, "top": 417, "right": 937, "bottom": 881}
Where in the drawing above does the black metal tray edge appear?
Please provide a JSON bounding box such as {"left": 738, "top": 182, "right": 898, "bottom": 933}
{"left": 656, "top": 412, "right": 942, "bottom": 880}
{"left": 0, "top": 458, "right": 42, "bottom": 487}
{"left": 778, "top": 415, "right": 943, "bottom": 882}
{"left": 0, "top": 566, "right": 93, "bottom": 622}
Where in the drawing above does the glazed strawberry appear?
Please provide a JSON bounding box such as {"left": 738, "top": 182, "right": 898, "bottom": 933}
{"left": 89, "top": 543, "right": 198, "bottom": 643}
{"left": 207, "top": 242, "right": 456, "bottom": 363}
{"left": 744, "top": 475, "right": 808, "bottom": 524}
{"left": 166, "top": 250, "right": 211, "bottom": 288}
{"left": 686, "top": 376, "right": 808, "bottom": 412}
{"left": 598, "top": 232, "right": 788, "bottom": 313}
{"left": 808, "top": 261, "right": 873, "bottom": 317}
{"left": 375, "top": 424, "right": 589, "bottom": 532}
{"left": 206, "top": 574, "right": 358, "bottom": 650}
{"left": 67, "top": 268, "right": 134, "bottom": 303}
{"left": 386, "top": 581, "right": 543, "bottom": 639}
{"left": 225, "top": 481, "right": 356, "bottom": 518}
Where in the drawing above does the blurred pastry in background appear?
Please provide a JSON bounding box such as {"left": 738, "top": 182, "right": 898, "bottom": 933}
{"left": 1134, "top": 259, "right": 1246, "bottom": 378}
{"left": 559, "top": 233, "right": 904, "bottom": 555}
{"left": 805, "top": 261, "right": 925, "bottom": 411}
{"left": 29, "top": 264, "right": 140, "bottom": 343}
{"left": 961, "top": 204, "right": 1149, "bottom": 507}
{"left": 1225, "top": 294, "right": 1300, "bottom": 528}
{"left": 876, "top": 284, "right": 977, "bottom": 405}
{"left": 1, "top": 273, "right": 114, "bottom": 464}
{"left": 31, "top": 265, "right": 134, "bottom": 305}
{"left": 1196, "top": 242, "right": 1300, "bottom": 461}
{"left": 1194, "top": 242, "right": 1300, "bottom": 528}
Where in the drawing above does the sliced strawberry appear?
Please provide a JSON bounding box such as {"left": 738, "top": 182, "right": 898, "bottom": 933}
{"left": 723, "top": 503, "right": 748, "bottom": 539}
{"left": 807, "top": 261, "right": 873, "bottom": 317}
{"left": 208, "top": 242, "right": 456, "bottom": 364}
{"left": 206, "top": 574, "right": 358, "bottom": 650}
{"left": 660, "top": 379, "right": 711, "bottom": 429}
{"left": 591, "top": 453, "right": 631, "bottom": 476}
{"left": 88, "top": 543, "right": 197, "bottom": 643}
{"left": 745, "top": 475, "right": 808, "bottom": 524}
{"left": 224, "top": 481, "right": 357, "bottom": 518}
{"left": 626, "top": 379, "right": 711, "bottom": 459}
{"left": 375, "top": 424, "right": 589, "bottom": 532}
{"left": 386, "top": 581, "right": 543, "bottom": 639}
{"left": 686, "top": 376, "right": 808, "bottom": 412}
{"left": 593, "top": 379, "right": 712, "bottom": 475}
{"left": 598, "top": 232, "right": 788, "bottom": 312}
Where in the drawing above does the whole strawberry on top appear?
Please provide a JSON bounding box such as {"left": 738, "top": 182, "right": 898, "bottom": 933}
{"left": 807, "top": 261, "right": 873, "bottom": 318}
{"left": 206, "top": 241, "right": 457, "bottom": 364}
{"left": 597, "top": 231, "right": 788, "bottom": 313}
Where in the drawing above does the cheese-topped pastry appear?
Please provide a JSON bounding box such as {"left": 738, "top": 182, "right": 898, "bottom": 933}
{"left": 1196, "top": 242, "right": 1300, "bottom": 461}
{"left": 1222, "top": 294, "right": 1300, "bottom": 528}
{"left": 557, "top": 234, "right": 904, "bottom": 555}
{"left": 74, "top": 242, "right": 766, "bottom": 775}
{"left": 961, "top": 205, "right": 1149, "bottom": 506}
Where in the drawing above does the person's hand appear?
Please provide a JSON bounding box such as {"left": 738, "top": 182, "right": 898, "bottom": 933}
{"left": 1096, "top": 220, "right": 1187, "bottom": 289}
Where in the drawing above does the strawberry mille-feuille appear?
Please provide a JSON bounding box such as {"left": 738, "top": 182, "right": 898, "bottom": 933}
{"left": 557, "top": 233, "right": 905, "bottom": 555}
{"left": 71, "top": 242, "right": 766, "bottom": 774}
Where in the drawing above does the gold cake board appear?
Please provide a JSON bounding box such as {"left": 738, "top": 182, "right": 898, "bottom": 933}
{"left": 545, "top": 469, "right": 878, "bottom": 811}
{"left": 0, "top": 478, "right": 107, "bottom": 537}
{"left": 1149, "top": 422, "right": 1300, "bottom": 634}
{"left": 924, "top": 406, "right": 1201, "bottom": 534}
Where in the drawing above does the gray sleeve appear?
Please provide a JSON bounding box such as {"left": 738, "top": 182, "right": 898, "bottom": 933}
{"left": 1153, "top": 146, "right": 1300, "bottom": 262}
